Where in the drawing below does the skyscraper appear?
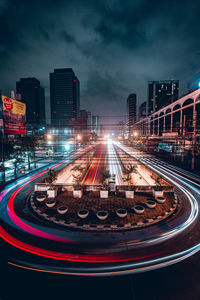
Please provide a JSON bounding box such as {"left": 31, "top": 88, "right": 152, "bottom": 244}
{"left": 92, "top": 115, "right": 99, "bottom": 135}
{"left": 127, "top": 93, "right": 137, "bottom": 136}
{"left": 139, "top": 102, "right": 147, "bottom": 119}
{"left": 16, "top": 77, "right": 45, "bottom": 126}
{"left": 147, "top": 80, "right": 179, "bottom": 115}
{"left": 50, "top": 68, "right": 80, "bottom": 126}
{"left": 80, "top": 109, "right": 90, "bottom": 132}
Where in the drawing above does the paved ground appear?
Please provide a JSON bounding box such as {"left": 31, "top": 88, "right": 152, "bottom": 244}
{"left": 0, "top": 143, "right": 199, "bottom": 294}
{"left": 0, "top": 250, "right": 200, "bottom": 300}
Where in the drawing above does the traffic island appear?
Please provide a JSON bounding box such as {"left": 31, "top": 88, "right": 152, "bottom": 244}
{"left": 30, "top": 190, "right": 180, "bottom": 231}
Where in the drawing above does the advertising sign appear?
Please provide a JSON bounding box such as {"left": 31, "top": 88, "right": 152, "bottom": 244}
{"left": 0, "top": 100, "right": 3, "bottom": 132}
{"left": 1, "top": 95, "right": 26, "bottom": 134}
{"left": 158, "top": 142, "right": 173, "bottom": 153}
{"left": 68, "top": 117, "right": 85, "bottom": 126}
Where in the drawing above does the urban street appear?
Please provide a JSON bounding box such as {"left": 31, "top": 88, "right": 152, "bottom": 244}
{"left": 1, "top": 1, "right": 200, "bottom": 299}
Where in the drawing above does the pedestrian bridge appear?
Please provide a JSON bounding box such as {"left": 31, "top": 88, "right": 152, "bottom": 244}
{"left": 135, "top": 88, "right": 200, "bottom": 137}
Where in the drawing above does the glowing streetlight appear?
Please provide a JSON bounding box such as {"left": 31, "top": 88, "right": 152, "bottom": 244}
{"left": 46, "top": 133, "right": 53, "bottom": 140}
{"left": 133, "top": 131, "right": 138, "bottom": 137}
{"left": 77, "top": 134, "right": 82, "bottom": 141}
{"left": 65, "top": 144, "right": 70, "bottom": 151}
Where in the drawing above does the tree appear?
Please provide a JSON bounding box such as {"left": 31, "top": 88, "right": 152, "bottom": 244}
{"left": 123, "top": 164, "right": 137, "bottom": 189}
{"left": 100, "top": 169, "right": 111, "bottom": 190}
{"left": 17, "top": 136, "right": 38, "bottom": 169}
{"left": 47, "top": 168, "right": 57, "bottom": 187}
{"left": 90, "top": 132, "right": 98, "bottom": 143}
{"left": 12, "top": 150, "right": 25, "bottom": 177}
{"left": 154, "top": 175, "right": 164, "bottom": 187}
{"left": 0, "top": 136, "right": 15, "bottom": 182}
{"left": 81, "top": 134, "right": 89, "bottom": 145}
{"left": 71, "top": 164, "right": 85, "bottom": 190}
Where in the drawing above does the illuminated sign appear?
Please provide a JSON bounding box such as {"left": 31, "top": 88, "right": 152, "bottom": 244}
{"left": 158, "top": 142, "right": 173, "bottom": 153}
{"left": 1, "top": 95, "right": 26, "bottom": 134}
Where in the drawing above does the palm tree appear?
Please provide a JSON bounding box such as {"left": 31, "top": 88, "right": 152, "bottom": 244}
{"left": 71, "top": 164, "right": 85, "bottom": 190}
{"left": 47, "top": 168, "right": 57, "bottom": 187}
{"left": 154, "top": 175, "right": 163, "bottom": 188}
{"left": 100, "top": 169, "right": 111, "bottom": 190}
{"left": 123, "top": 164, "right": 137, "bottom": 189}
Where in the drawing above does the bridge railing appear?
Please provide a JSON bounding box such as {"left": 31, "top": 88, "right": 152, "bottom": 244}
{"left": 34, "top": 183, "right": 173, "bottom": 192}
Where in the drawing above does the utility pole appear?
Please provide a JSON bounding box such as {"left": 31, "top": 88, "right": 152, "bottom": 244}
{"left": 0, "top": 90, "right": 5, "bottom": 182}
{"left": 32, "top": 126, "right": 37, "bottom": 168}
{"left": 0, "top": 131, "right": 5, "bottom": 182}
{"left": 192, "top": 110, "right": 197, "bottom": 170}
{"left": 181, "top": 115, "right": 186, "bottom": 164}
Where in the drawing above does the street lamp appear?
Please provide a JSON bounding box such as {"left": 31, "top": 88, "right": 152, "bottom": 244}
{"left": 46, "top": 133, "right": 53, "bottom": 140}
{"left": 104, "top": 134, "right": 110, "bottom": 140}
{"left": 65, "top": 143, "right": 70, "bottom": 151}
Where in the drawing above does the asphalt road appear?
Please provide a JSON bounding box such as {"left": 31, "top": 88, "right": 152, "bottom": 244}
{"left": 1, "top": 252, "right": 200, "bottom": 300}
{"left": 0, "top": 142, "right": 200, "bottom": 277}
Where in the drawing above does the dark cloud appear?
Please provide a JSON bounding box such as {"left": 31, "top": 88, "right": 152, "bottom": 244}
{"left": 1, "top": 0, "right": 200, "bottom": 117}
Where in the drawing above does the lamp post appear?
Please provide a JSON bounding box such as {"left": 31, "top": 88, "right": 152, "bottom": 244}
{"left": 0, "top": 90, "right": 5, "bottom": 182}
{"left": 46, "top": 133, "right": 54, "bottom": 156}
{"left": 76, "top": 134, "right": 82, "bottom": 149}
{"left": 0, "top": 130, "right": 5, "bottom": 182}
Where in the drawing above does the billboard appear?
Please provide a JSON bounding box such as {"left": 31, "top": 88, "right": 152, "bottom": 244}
{"left": 1, "top": 95, "right": 26, "bottom": 134}
{"left": 68, "top": 117, "right": 86, "bottom": 126}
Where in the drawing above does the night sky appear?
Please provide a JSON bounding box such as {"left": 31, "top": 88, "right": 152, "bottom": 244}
{"left": 1, "top": 0, "right": 200, "bottom": 117}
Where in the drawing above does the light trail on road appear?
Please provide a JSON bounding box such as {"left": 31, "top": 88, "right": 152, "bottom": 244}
{"left": 107, "top": 140, "right": 124, "bottom": 185}
{"left": 83, "top": 143, "right": 106, "bottom": 185}
{"left": 0, "top": 142, "right": 200, "bottom": 276}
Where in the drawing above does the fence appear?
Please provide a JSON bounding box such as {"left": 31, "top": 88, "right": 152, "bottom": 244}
{"left": 34, "top": 183, "right": 174, "bottom": 192}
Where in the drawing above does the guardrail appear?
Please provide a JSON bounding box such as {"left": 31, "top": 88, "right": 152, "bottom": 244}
{"left": 34, "top": 183, "right": 174, "bottom": 192}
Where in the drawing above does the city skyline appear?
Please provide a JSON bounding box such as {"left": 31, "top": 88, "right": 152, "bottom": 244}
{"left": 1, "top": 0, "right": 200, "bottom": 117}
{"left": 1, "top": 1, "right": 200, "bottom": 298}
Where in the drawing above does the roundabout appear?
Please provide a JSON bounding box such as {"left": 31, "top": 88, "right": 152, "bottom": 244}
{"left": 0, "top": 143, "right": 199, "bottom": 276}
{"left": 30, "top": 189, "right": 179, "bottom": 231}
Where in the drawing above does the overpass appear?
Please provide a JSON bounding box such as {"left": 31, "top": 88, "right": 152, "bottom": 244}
{"left": 135, "top": 88, "right": 200, "bottom": 138}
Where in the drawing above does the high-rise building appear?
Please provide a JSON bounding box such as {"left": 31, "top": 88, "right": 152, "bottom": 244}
{"left": 127, "top": 93, "right": 137, "bottom": 136}
{"left": 50, "top": 68, "right": 80, "bottom": 126}
{"left": 139, "top": 102, "right": 147, "bottom": 119}
{"left": 147, "top": 80, "right": 179, "bottom": 115}
{"left": 87, "top": 111, "right": 92, "bottom": 131}
{"left": 92, "top": 115, "right": 99, "bottom": 135}
{"left": 80, "top": 109, "right": 88, "bottom": 122}
{"left": 80, "top": 109, "right": 90, "bottom": 131}
{"left": 117, "top": 121, "right": 125, "bottom": 138}
{"left": 16, "top": 77, "right": 45, "bottom": 125}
